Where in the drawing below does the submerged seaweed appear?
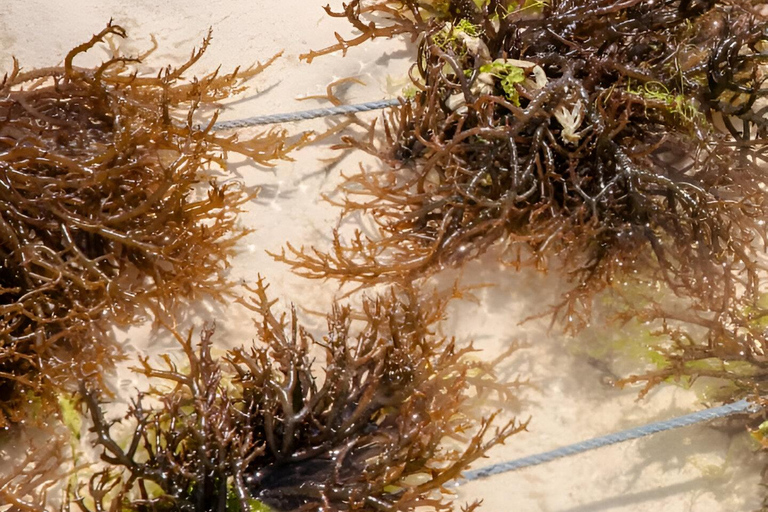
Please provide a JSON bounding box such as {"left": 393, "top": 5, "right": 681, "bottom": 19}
{"left": 0, "top": 438, "right": 68, "bottom": 511}
{"left": 279, "top": 0, "right": 768, "bottom": 329}
{"left": 0, "top": 23, "right": 297, "bottom": 425}
{"left": 75, "top": 279, "right": 524, "bottom": 512}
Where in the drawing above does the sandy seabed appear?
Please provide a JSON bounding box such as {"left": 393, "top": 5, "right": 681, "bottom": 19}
{"left": 1, "top": 1, "right": 767, "bottom": 511}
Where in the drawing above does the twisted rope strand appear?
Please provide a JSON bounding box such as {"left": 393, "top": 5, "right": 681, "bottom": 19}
{"left": 460, "top": 398, "right": 757, "bottom": 484}
{"left": 212, "top": 98, "right": 402, "bottom": 130}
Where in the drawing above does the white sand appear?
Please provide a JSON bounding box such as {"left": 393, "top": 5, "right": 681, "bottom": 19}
{"left": 2, "top": 1, "right": 767, "bottom": 510}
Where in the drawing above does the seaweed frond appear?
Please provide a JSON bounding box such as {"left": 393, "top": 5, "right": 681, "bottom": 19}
{"left": 0, "top": 431, "right": 72, "bottom": 511}
{"left": 77, "top": 279, "right": 526, "bottom": 511}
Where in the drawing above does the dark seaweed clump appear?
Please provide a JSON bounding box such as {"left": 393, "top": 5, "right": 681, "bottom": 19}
{"left": 0, "top": 23, "right": 296, "bottom": 425}
{"left": 72, "top": 279, "right": 523, "bottom": 512}
{"left": 279, "top": 0, "right": 768, "bottom": 328}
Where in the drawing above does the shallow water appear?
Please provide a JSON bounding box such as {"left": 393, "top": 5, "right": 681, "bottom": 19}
{"left": 1, "top": 1, "right": 767, "bottom": 511}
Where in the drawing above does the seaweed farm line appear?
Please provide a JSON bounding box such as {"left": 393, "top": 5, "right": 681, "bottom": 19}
{"left": 459, "top": 398, "right": 760, "bottom": 483}
{"left": 211, "top": 98, "right": 402, "bottom": 129}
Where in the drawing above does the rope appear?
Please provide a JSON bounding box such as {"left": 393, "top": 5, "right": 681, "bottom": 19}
{"left": 459, "top": 398, "right": 757, "bottom": 484}
{"left": 212, "top": 98, "right": 402, "bottom": 130}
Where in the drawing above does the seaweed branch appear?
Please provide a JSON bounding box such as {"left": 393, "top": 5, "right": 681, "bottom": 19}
{"left": 78, "top": 278, "right": 526, "bottom": 511}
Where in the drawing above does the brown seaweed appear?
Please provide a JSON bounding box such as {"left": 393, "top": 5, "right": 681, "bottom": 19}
{"left": 0, "top": 23, "right": 296, "bottom": 426}
{"left": 278, "top": 0, "right": 768, "bottom": 329}
{"left": 0, "top": 427, "right": 74, "bottom": 511}
{"left": 75, "top": 279, "right": 525, "bottom": 512}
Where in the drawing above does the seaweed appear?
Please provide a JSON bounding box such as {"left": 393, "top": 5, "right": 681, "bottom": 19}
{"left": 570, "top": 284, "right": 768, "bottom": 509}
{"left": 0, "top": 23, "right": 297, "bottom": 425}
{"left": 0, "top": 428, "right": 73, "bottom": 511}
{"left": 613, "top": 301, "right": 768, "bottom": 400}
{"left": 279, "top": 0, "right": 768, "bottom": 329}
{"left": 75, "top": 279, "right": 525, "bottom": 512}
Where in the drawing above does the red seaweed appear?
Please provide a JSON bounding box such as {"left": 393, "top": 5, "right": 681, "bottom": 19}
{"left": 75, "top": 279, "right": 525, "bottom": 511}
{"left": 279, "top": 0, "right": 768, "bottom": 330}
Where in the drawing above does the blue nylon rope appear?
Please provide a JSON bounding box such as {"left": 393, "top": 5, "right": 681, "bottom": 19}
{"left": 459, "top": 398, "right": 757, "bottom": 484}
{"left": 212, "top": 98, "right": 402, "bottom": 130}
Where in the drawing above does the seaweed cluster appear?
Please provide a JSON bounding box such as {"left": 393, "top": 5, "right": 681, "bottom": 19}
{"left": 0, "top": 23, "right": 295, "bottom": 425}
{"left": 0, "top": 16, "right": 532, "bottom": 512}
{"left": 279, "top": 0, "right": 768, "bottom": 328}
{"left": 279, "top": 1, "right": 768, "bottom": 503}
{"left": 70, "top": 280, "right": 524, "bottom": 512}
